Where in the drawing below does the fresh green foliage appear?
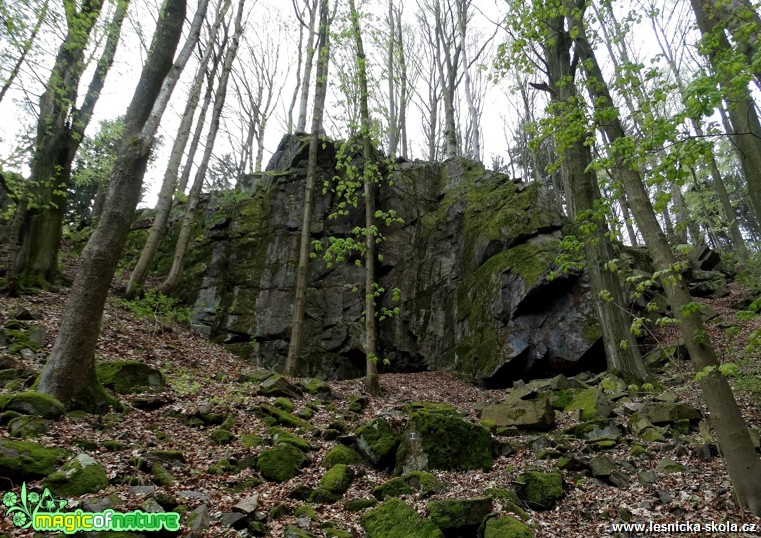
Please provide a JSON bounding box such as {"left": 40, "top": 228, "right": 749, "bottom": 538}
{"left": 115, "top": 289, "right": 191, "bottom": 327}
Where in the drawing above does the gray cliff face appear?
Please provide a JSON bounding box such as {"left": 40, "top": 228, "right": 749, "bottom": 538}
{"left": 180, "top": 134, "right": 604, "bottom": 384}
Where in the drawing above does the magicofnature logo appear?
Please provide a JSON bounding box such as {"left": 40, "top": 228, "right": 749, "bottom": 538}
{"left": 3, "top": 483, "right": 180, "bottom": 534}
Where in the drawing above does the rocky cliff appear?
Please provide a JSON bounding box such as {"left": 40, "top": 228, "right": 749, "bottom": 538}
{"left": 177, "top": 135, "right": 605, "bottom": 384}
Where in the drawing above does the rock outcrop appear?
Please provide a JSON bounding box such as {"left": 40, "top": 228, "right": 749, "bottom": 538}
{"left": 177, "top": 134, "right": 604, "bottom": 383}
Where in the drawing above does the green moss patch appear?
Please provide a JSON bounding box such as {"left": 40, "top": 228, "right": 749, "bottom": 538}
{"left": 0, "top": 439, "right": 70, "bottom": 481}
{"left": 323, "top": 444, "right": 365, "bottom": 468}
{"left": 355, "top": 418, "right": 400, "bottom": 468}
{"left": 514, "top": 471, "right": 564, "bottom": 510}
{"left": 361, "top": 498, "right": 443, "bottom": 538}
{"left": 43, "top": 453, "right": 108, "bottom": 497}
{"left": 96, "top": 361, "right": 165, "bottom": 394}
{"left": 484, "top": 516, "right": 534, "bottom": 538}
{"left": 0, "top": 391, "right": 65, "bottom": 419}
{"left": 319, "top": 464, "right": 354, "bottom": 494}
{"left": 257, "top": 443, "right": 308, "bottom": 482}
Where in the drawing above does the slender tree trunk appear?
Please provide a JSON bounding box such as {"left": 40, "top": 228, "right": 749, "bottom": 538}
{"left": 126, "top": 0, "right": 225, "bottom": 299}
{"left": 285, "top": 0, "right": 330, "bottom": 376}
{"left": 575, "top": 28, "right": 761, "bottom": 515}
{"left": 287, "top": 8, "right": 305, "bottom": 134}
{"left": 348, "top": 0, "right": 381, "bottom": 394}
{"left": 539, "top": 8, "right": 646, "bottom": 382}
{"left": 295, "top": 0, "right": 319, "bottom": 132}
{"left": 620, "top": 197, "right": 638, "bottom": 246}
{"left": 691, "top": 0, "right": 761, "bottom": 224}
{"left": 37, "top": 0, "right": 187, "bottom": 410}
{"left": 159, "top": 0, "right": 244, "bottom": 296}
{"left": 458, "top": 1, "right": 480, "bottom": 161}
{"left": 386, "top": 0, "right": 398, "bottom": 157}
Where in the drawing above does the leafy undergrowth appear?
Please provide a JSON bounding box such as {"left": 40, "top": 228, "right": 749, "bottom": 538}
{"left": 1, "top": 281, "right": 761, "bottom": 537}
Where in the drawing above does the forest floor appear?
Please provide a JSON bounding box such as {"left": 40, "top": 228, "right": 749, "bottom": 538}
{"left": 1, "top": 267, "right": 761, "bottom": 537}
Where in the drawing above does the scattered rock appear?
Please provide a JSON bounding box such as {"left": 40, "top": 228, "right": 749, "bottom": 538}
{"left": 96, "top": 360, "right": 165, "bottom": 394}
{"left": 356, "top": 417, "right": 400, "bottom": 468}
{"left": 640, "top": 402, "right": 701, "bottom": 425}
{"left": 480, "top": 398, "right": 555, "bottom": 430}
{"left": 362, "top": 498, "right": 444, "bottom": 538}
{"left": 234, "top": 494, "right": 259, "bottom": 515}
{"left": 210, "top": 428, "right": 236, "bottom": 445}
{"left": 258, "top": 443, "right": 308, "bottom": 482}
{"left": 299, "top": 378, "right": 333, "bottom": 400}
{"left": 395, "top": 411, "right": 493, "bottom": 474}
{"left": 43, "top": 453, "right": 108, "bottom": 497}
{"left": 483, "top": 515, "right": 534, "bottom": 538}
{"left": 0, "top": 439, "right": 69, "bottom": 481}
{"left": 0, "top": 391, "right": 65, "bottom": 419}
{"left": 187, "top": 504, "right": 210, "bottom": 536}
{"left": 588, "top": 455, "right": 629, "bottom": 487}
{"left": 564, "top": 388, "right": 612, "bottom": 421}
{"left": 258, "top": 374, "right": 302, "bottom": 399}
{"left": 657, "top": 458, "right": 688, "bottom": 473}
{"left": 323, "top": 443, "right": 365, "bottom": 468}
{"left": 514, "top": 471, "right": 564, "bottom": 510}
{"left": 428, "top": 497, "right": 493, "bottom": 535}
{"left": 220, "top": 511, "right": 248, "bottom": 529}
{"left": 372, "top": 477, "right": 414, "bottom": 500}
{"left": 319, "top": 463, "right": 354, "bottom": 494}
{"left": 7, "top": 415, "right": 51, "bottom": 438}
{"left": 272, "top": 428, "right": 312, "bottom": 452}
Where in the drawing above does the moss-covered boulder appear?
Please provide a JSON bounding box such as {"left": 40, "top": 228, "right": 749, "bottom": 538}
{"left": 401, "top": 471, "right": 446, "bottom": 496}
{"left": 564, "top": 388, "right": 612, "bottom": 421}
{"left": 256, "top": 403, "right": 315, "bottom": 431}
{"left": 257, "top": 374, "right": 302, "bottom": 399}
{"left": 300, "top": 378, "right": 333, "bottom": 400}
{"left": 0, "top": 391, "right": 65, "bottom": 419}
{"left": 319, "top": 464, "right": 354, "bottom": 494}
{"left": 272, "top": 429, "right": 312, "bottom": 452}
{"left": 0, "top": 439, "right": 69, "bottom": 481}
{"left": 395, "top": 412, "right": 492, "bottom": 474}
{"left": 7, "top": 415, "right": 52, "bottom": 438}
{"left": 210, "top": 428, "right": 236, "bottom": 445}
{"left": 480, "top": 399, "right": 555, "bottom": 431}
{"left": 43, "top": 453, "right": 108, "bottom": 497}
{"left": 483, "top": 516, "right": 534, "bottom": 538}
{"left": 362, "top": 498, "right": 444, "bottom": 538}
{"left": 427, "top": 497, "right": 492, "bottom": 534}
{"left": 257, "top": 443, "right": 308, "bottom": 482}
{"left": 96, "top": 360, "right": 165, "bottom": 394}
{"left": 372, "top": 477, "right": 414, "bottom": 500}
{"left": 356, "top": 417, "right": 400, "bottom": 468}
{"left": 588, "top": 455, "right": 629, "bottom": 487}
{"left": 514, "top": 471, "right": 564, "bottom": 510}
{"left": 323, "top": 444, "right": 365, "bottom": 468}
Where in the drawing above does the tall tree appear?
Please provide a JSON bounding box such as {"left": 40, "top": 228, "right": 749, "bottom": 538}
{"left": 36, "top": 0, "right": 188, "bottom": 409}
{"left": 285, "top": 0, "right": 331, "bottom": 376}
{"left": 8, "top": 0, "right": 112, "bottom": 292}
{"left": 0, "top": 0, "right": 49, "bottom": 105}
{"left": 158, "top": 0, "right": 246, "bottom": 296}
{"left": 569, "top": 5, "right": 761, "bottom": 513}
{"left": 126, "top": 0, "right": 227, "bottom": 299}
{"left": 294, "top": 0, "right": 320, "bottom": 132}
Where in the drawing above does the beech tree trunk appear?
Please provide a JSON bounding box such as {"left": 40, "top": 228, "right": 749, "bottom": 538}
{"left": 126, "top": 0, "right": 225, "bottom": 299}
{"left": 295, "top": 0, "right": 319, "bottom": 132}
{"left": 36, "top": 0, "right": 187, "bottom": 410}
{"left": 575, "top": 26, "right": 761, "bottom": 515}
{"left": 159, "top": 0, "right": 245, "bottom": 296}
{"left": 285, "top": 0, "right": 330, "bottom": 376}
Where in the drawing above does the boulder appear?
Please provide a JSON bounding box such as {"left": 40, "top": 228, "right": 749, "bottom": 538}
{"left": 480, "top": 399, "right": 555, "bottom": 430}
{"left": 355, "top": 417, "right": 400, "bottom": 468}
{"left": 395, "top": 412, "right": 492, "bottom": 474}
{"left": 96, "top": 360, "right": 165, "bottom": 394}
{"left": 258, "top": 374, "right": 302, "bottom": 399}
{"left": 427, "top": 497, "right": 493, "bottom": 535}
{"left": 483, "top": 516, "right": 534, "bottom": 538}
{"left": 514, "top": 471, "right": 564, "bottom": 510}
{"left": 319, "top": 463, "right": 354, "bottom": 494}
{"left": 564, "top": 388, "right": 612, "bottom": 421}
{"left": 361, "top": 498, "right": 444, "bottom": 538}
{"left": 43, "top": 453, "right": 108, "bottom": 497}
{"left": 7, "top": 415, "right": 52, "bottom": 438}
{"left": 640, "top": 402, "right": 701, "bottom": 425}
{"left": 0, "top": 439, "right": 69, "bottom": 481}
{"left": 588, "top": 455, "right": 629, "bottom": 487}
{"left": 0, "top": 391, "right": 64, "bottom": 419}
{"left": 257, "top": 443, "right": 308, "bottom": 482}
{"left": 323, "top": 444, "right": 365, "bottom": 468}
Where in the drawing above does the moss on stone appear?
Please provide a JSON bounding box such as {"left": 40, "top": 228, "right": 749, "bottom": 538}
{"left": 484, "top": 488, "right": 529, "bottom": 520}
{"left": 361, "top": 498, "right": 444, "bottom": 538}
{"left": 372, "top": 477, "right": 414, "bottom": 500}
{"left": 427, "top": 497, "right": 492, "bottom": 531}
{"left": 43, "top": 454, "right": 108, "bottom": 497}
{"left": 96, "top": 361, "right": 165, "bottom": 394}
{"left": 257, "top": 403, "right": 315, "bottom": 431}
{"left": 7, "top": 415, "right": 52, "bottom": 438}
{"left": 323, "top": 444, "right": 365, "bottom": 468}
{"left": 319, "top": 464, "right": 354, "bottom": 494}
{"left": 241, "top": 433, "right": 264, "bottom": 449}
{"left": 514, "top": 471, "right": 564, "bottom": 510}
{"left": 395, "top": 411, "right": 493, "bottom": 474}
{"left": 150, "top": 463, "right": 175, "bottom": 486}
{"left": 483, "top": 516, "right": 534, "bottom": 538}
{"left": 0, "top": 439, "right": 69, "bottom": 481}
{"left": 210, "top": 428, "right": 236, "bottom": 445}
{"left": 355, "top": 417, "right": 400, "bottom": 468}
{"left": 271, "top": 428, "right": 312, "bottom": 451}
{"left": 257, "top": 443, "right": 307, "bottom": 482}
{"left": 401, "top": 471, "right": 446, "bottom": 496}
{"left": 274, "top": 397, "right": 294, "bottom": 412}
{"left": 564, "top": 388, "right": 612, "bottom": 421}
{"left": 0, "top": 391, "right": 65, "bottom": 419}
{"left": 345, "top": 497, "right": 378, "bottom": 512}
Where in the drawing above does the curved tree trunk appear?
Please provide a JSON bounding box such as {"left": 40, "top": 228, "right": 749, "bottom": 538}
{"left": 36, "top": 0, "right": 187, "bottom": 410}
